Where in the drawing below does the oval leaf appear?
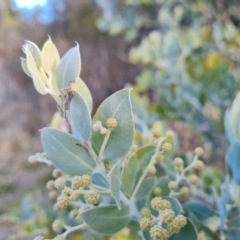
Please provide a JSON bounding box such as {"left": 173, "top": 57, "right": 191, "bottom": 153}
{"left": 169, "top": 220, "right": 197, "bottom": 240}
{"left": 56, "top": 44, "right": 81, "bottom": 91}
{"left": 230, "top": 92, "right": 240, "bottom": 140}
{"left": 25, "top": 46, "right": 48, "bottom": 95}
{"left": 92, "top": 173, "right": 109, "bottom": 191}
{"left": 70, "top": 91, "right": 91, "bottom": 143}
{"left": 25, "top": 40, "right": 42, "bottom": 67}
{"left": 41, "top": 128, "right": 95, "bottom": 175}
{"left": 183, "top": 201, "right": 217, "bottom": 221}
{"left": 81, "top": 205, "right": 130, "bottom": 234}
{"left": 92, "top": 89, "right": 134, "bottom": 160}
{"left": 20, "top": 57, "right": 31, "bottom": 77}
{"left": 122, "top": 146, "right": 155, "bottom": 198}
{"left": 225, "top": 109, "right": 237, "bottom": 144}
{"left": 153, "top": 176, "right": 171, "bottom": 196}
{"left": 109, "top": 161, "right": 121, "bottom": 209}
{"left": 71, "top": 78, "right": 93, "bottom": 112}
{"left": 226, "top": 142, "right": 240, "bottom": 184}
{"left": 41, "top": 37, "right": 60, "bottom": 75}
{"left": 136, "top": 176, "right": 156, "bottom": 200}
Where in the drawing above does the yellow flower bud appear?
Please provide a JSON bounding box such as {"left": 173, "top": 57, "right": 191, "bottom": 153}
{"left": 156, "top": 155, "right": 164, "bottom": 162}
{"left": 194, "top": 147, "right": 204, "bottom": 157}
{"left": 149, "top": 165, "right": 156, "bottom": 175}
{"left": 54, "top": 177, "right": 66, "bottom": 190}
{"left": 189, "top": 175, "right": 199, "bottom": 185}
{"left": 85, "top": 192, "right": 99, "bottom": 205}
{"left": 151, "top": 197, "right": 163, "bottom": 211}
{"left": 140, "top": 208, "right": 151, "bottom": 218}
{"left": 153, "top": 187, "right": 162, "bottom": 197}
{"left": 57, "top": 195, "right": 70, "bottom": 208}
{"left": 106, "top": 118, "right": 117, "bottom": 129}
{"left": 195, "top": 160, "right": 205, "bottom": 171}
{"left": 162, "top": 142, "right": 172, "bottom": 153}
{"left": 180, "top": 187, "right": 189, "bottom": 197}
{"left": 92, "top": 121, "right": 102, "bottom": 131}
{"left": 140, "top": 217, "right": 151, "bottom": 231}
{"left": 69, "top": 209, "right": 79, "bottom": 219}
{"left": 52, "top": 220, "right": 64, "bottom": 232}
{"left": 168, "top": 181, "right": 178, "bottom": 190}
{"left": 72, "top": 176, "right": 84, "bottom": 189}
{"left": 52, "top": 169, "right": 62, "bottom": 178}
{"left": 49, "top": 190, "right": 58, "bottom": 200}
{"left": 131, "top": 144, "right": 138, "bottom": 152}
{"left": 82, "top": 174, "right": 92, "bottom": 186}
{"left": 150, "top": 225, "right": 169, "bottom": 240}
{"left": 62, "top": 187, "right": 72, "bottom": 197}
{"left": 161, "top": 209, "right": 175, "bottom": 223}
{"left": 166, "top": 131, "right": 174, "bottom": 139}
{"left": 153, "top": 130, "right": 161, "bottom": 138}
{"left": 46, "top": 180, "right": 55, "bottom": 190}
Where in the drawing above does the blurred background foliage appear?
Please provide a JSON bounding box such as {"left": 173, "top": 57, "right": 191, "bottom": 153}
{"left": 0, "top": 0, "right": 240, "bottom": 239}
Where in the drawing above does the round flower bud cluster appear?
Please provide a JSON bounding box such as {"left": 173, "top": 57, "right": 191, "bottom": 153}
{"left": 54, "top": 177, "right": 66, "bottom": 189}
{"left": 180, "top": 187, "right": 189, "bottom": 197}
{"left": 161, "top": 209, "right": 175, "bottom": 223}
{"left": 57, "top": 195, "right": 70, "bottom": 208}
{"left": 106, "top": 118, "right": 118, "bottom": 129}
{"left": 189, "top": 175, "right": 199, "bottom": 185}
{"left": 52, "top": 220, "right": 64, "bottom": 232}
{"left": 173, "top": 158, "right": 183, "bottom": 172}
{"left": 194, "top": 147, "right": 204, "bottom": 157}
{"left": 166, "top": 131, "right": 174, "bottom": 139}
{"left": 153, "top": 187, "right": 162, "bottom": 197}
{"left": 49, "top": 190, "right": 58, "bottom": 200}
{"left": 156, "top": 155, "right": 164, "bottom": 163}
{"left": 153, "top": 130, "right": 161, "bottom": 139}
{"left": 168, "top": 215, "right": 187, "bottom": 233}
{"left": 82, "top": 174, "right": 92, "bottom": 186}
{"left": 85, "top": 192, "right": 99, "bottom": 205}
{"left": 162, "top": 142, "right": 172, "bottom": 153}
{"left": 131, "top": 144, "right": 138, "bottom": 152}
{"left": 150, "top": 225, "right": 169, "bottom": 240}
{"left": 149, "top": 165, "right": 156, "bottom": 175}
{"left": 62, "top": 187, "right": 72, "bottom": 197}
{"left": 46, "top": 180, "right": 55, "bottom": 190}
{"left": 168, "top": 181, "right": 178, "bottom": 190}
{"left": 195, "top": 160, "right": 205, "bottom": 171}
{"left": 52, "top": 169, "right": 62, "bottom": 178}
{"left": 70, "top": 209, "right": 79, "bottom": 219}
{"left": 151, "top": 197, "right": 171, "bottom": 211}
{"left": 92, "top": 121, "right": 102, "bottom": 131}
{"left": 72, "top": 176, "right": 84, "bottom": 189}
{"left": 34, "top": 236, "right": 44, "bottom": 240}
{"left": 93, "top": 120, "right": 108, "bottom": 134}
{"left": 140, "top": 208, "right": 151, "bottom": 218}
{"left": 140, "top": 217, "right": 151, "bottom": 231}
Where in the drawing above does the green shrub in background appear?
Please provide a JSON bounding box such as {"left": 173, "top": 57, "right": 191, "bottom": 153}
{"left": 18, "top": 37, "right": 240, "bottom": 240}
{"left": 97, "top": 0, "right": 240, "bottom": 138}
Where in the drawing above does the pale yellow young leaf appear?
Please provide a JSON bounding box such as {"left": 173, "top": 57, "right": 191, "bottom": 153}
{"left": 42, "top": 37, "right": 60, "bottom": 76}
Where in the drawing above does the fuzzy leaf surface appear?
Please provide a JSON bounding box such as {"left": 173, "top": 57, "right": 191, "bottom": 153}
{"left": 41, "top": 37, "right": 60, "bottom": 75}
{"left": 122, "top": 146, "right": 155, "bottom": 198}
{"left": 92, "top": 89, "right": 134, "bottom": 160}
{"left": 81, "top": 205, "right": 130, "bottom": 234}
{"left": 70, "top": 91, "right": 91, "bottom": 143}
{"left": 71, "top": 78, "right": 93, "bottom": 112}
{"left": 56, "top": 44, "right": 81, "bottom": 91}
{"left": 109, "top": 161, "right": 121, "bottom": 209}
{"left": 153, "top": 176, "right": 171, "bottom": 196}
{"left": 41, "top": 128, "right": 95, "bottom": 175}
{"left": 135, "top": 176, "right": 156, "bottom": 199}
